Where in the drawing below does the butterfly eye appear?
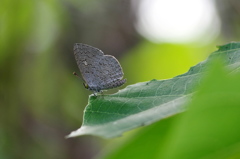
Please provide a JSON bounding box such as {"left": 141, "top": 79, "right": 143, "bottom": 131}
{"left": 83, "top": 83, "right": 89, "bottom": 89}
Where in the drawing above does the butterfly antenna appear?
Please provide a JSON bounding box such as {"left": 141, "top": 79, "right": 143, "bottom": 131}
{"left": 73, "top": 72, "right": 82, "bottom": 80}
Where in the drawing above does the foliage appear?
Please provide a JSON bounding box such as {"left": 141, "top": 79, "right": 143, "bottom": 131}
{"left": 68, "top": 42, "right": 240, "bottom": 140}
{"left": 98, "top": 43, "right": 240, "bottom": 159}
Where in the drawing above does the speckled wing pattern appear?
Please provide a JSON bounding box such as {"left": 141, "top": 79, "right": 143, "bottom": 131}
{"left": 74, "top": 43, "right": 126, "bottom": 92}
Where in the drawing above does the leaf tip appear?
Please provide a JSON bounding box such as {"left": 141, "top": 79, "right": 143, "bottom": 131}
{"left": 66, "top": 127, "right": 85, "bottom": 138}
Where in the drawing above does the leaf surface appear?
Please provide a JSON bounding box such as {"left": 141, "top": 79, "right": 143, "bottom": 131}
{"left": 68, "top": 42, "right": 240, "bottom": 138}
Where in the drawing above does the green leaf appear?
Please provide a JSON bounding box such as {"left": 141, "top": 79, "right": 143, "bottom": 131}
{"left": 99, "top": 61, "right": 240, "bottom": 159}
{"left": 68, "top": 42, "right": 240, "bottom": 138}
{"left": 159, "top": 59, "right": 240, "bottom": 159}
{"left": 99, "top": 116, "right": 179, "bottom": 159}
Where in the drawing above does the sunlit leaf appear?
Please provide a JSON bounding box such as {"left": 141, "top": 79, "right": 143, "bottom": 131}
{"left": 68, "top": 42, "right": 240, "bottom": 138}
{"left": 100, "top": 57, "right": 240, "bottom": 159}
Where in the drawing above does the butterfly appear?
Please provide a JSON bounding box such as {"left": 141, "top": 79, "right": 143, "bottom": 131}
{"left": 73, "top": 43, "right": 126, "bottom": 95}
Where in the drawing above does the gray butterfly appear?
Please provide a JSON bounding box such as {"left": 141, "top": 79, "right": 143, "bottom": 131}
{"left": 73, "top": 43, "right": 126, "bottom": 95}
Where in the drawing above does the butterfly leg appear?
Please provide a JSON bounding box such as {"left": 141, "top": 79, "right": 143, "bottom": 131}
{"left": 93, "top": 91, "right": 98, "bottom": 97}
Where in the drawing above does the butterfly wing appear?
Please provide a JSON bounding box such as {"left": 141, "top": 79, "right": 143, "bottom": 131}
{"left": 74, "top": 43, "right": 104, "bottom": 87}
{"left": 74, "top": 43, "right": 125, "bottom": 92}
{"left": 94, "top": 55, "right": 125, "bottom": 90}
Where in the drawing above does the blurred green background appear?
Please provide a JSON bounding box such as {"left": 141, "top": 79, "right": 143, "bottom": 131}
{"left": 1, "top": 0, "right": 240, "bottom": 158}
